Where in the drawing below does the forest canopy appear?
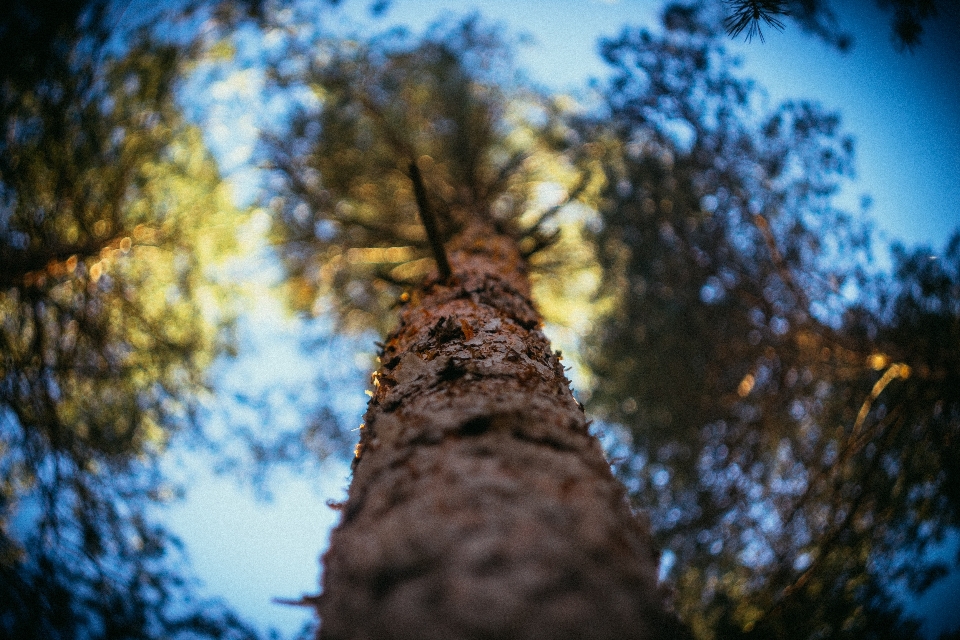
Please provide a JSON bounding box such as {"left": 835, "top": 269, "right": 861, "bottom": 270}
{"left": 0, "top": 1, "right": 265, "bottom": 637}
{"left": 1, "top": 0, "right": 957, "bottom": 639}
{"left": 580, "top": 6, "right": 959, "bottom": 637}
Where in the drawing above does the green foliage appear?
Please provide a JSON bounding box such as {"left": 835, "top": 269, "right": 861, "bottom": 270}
{"left": 584, "top": 5, "right": 958, "bottom": 638}
{"left": 3, "top": 1, "right": 952, "bottom": 637}
{"left": 0, "top": 3, "right": 256, "bottom": 637}
{"left": 265, "top": 16, "right": 579, "bottom": 331}
{"left": 1, "top": 44, "right": 235, "bottom": 456}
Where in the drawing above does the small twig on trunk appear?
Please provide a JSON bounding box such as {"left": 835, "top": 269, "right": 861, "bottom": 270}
{"left": 409, "top": 160, "right": 452, "bottom": 281}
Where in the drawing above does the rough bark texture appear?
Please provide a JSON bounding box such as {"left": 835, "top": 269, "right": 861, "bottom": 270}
{"left": 317, "top": 221, "right": 687, "bottom": 639}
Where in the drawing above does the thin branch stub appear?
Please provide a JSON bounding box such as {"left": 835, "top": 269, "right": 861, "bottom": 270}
{"left": 409, "top": 160, "right": 452, "bottom": 281}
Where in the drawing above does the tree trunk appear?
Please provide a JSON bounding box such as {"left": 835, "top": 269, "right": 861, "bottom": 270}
{"left": 317, "top": 220, "right": 687, "bottom": 639}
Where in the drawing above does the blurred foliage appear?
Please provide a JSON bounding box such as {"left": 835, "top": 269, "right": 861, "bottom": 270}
{"left": 0, "top": 1, "right": 263, "bottom": 637}
{"left": 262, "top": 5, "right": 959, "bottom": 637}
{"left": 583, "top": 5, "right": 958, "bottom": 638}
{"left": 3, "top": 0, "right": 955, "bottom": 637}
{"left": 263, "top": 15, "right": 586, "bottom": 332}
{"left": 0, "top": 0, "right": 113, "bottom": 100}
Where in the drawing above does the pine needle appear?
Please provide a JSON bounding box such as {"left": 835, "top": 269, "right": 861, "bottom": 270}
{"left": 723, "top": 0, "right": 789, "bottom": 43}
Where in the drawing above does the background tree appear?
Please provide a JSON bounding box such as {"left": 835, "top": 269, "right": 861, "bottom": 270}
{"left": 581, "top": 5, "right": 958, "bottom": 638}
{"left": 0, "top": 1, "right": 266, "bottom": 637}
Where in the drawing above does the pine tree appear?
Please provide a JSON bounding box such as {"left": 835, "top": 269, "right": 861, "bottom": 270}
{"left": 317, "top": 197, "right": 689, "bottom": 640}
{"left": 265, "top": 19, "right": 691, "bottom": 639}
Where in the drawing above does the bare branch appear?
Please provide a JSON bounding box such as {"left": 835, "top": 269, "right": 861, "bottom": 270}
{"left": 521, "top": 174, "right": 590, "bottom": 240}
{"left": 409, "top": 160, "right": 452, "bottom": 281}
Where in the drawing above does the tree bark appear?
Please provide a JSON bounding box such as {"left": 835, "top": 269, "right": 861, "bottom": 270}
{"left": 317, "top": 220, "right": 687, "bottom": 639}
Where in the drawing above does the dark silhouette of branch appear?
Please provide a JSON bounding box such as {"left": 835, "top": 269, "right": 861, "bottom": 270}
{"left": 483, "top": 150, "right": 528, "bottom": 202}
{"left": 520, "top": 174, "right": 590, "bottom": 241}
{"left": 752, "top": 213, "right": 809, "bottom": 309}
{"left": 520, "top": 229, "right": 562, "bottom": 259}
{"left": 373, "top": 266, "right": 420, "bottom": 288}
{"left": 723, "top": 0, "right": 789, "bottom": 42}
{"left": 356, "top": 92, "right": 417, "bottom": 161}
{"left": 409, "top": 160, "right": 452, "bottom": 281}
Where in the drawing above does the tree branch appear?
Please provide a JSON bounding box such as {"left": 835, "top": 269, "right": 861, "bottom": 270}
{"left": 520, "top": 174, "right": 590, "bottom": 240}
{"left": 409, "top": 160, "right": 452, "bottom": 281}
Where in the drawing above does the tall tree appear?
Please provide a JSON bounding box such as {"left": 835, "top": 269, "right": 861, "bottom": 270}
{"left": 265, "top": 19, "right": 690, "bottom": 639}
{"left": 582, "top": 5, "right": 959, "bottom": 638}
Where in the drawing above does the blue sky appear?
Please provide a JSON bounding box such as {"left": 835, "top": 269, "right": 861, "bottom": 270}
{"left": 161, "top": 1, "right": 960, "bottom": 637}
